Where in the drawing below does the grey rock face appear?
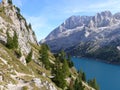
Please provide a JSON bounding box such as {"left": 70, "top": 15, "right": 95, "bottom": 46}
{"left": 0, "top": 1, "right": 37, "bottom": 55}
{"left": 41, "top": 11, "right": 120, "bottom": 53}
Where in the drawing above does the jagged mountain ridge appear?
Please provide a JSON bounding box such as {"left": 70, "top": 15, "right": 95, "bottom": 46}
{"left": 41, "top": 11, "right": 120, "bottom": 63}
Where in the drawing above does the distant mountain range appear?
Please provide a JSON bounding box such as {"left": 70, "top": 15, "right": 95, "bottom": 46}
{"left": 40, "top": 11, "right": 120, "bottom": 63}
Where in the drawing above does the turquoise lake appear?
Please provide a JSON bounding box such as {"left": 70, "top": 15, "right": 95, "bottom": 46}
{"left": 72, "top": 57, "right": 120, "bottom": 90}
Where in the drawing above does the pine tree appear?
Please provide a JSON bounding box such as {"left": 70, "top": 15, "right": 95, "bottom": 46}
{"left": 82, "top": 72, "right": 86, "bottom": 82}
{"left": 28, "top": 23, "right": 32, "bottom": 29}
{"left": 52, "top": 62, "right": 66, "bottom": 89}
{"left": 6, "top": 31, "right": 14, "bottom": 49}
{"left": 73, "top": 79, "right": 84, "bottom": 90}
{"left": 8, "top": 0, "right": 12, "bottom": 4}
{"left": 59, "top": 50, "right": 66, "bottom": 62}
{"left": 67, "top": 54, "right": 74, "bottom": 68}
{"left": 13, "top": 32, "right": 18, "bottom": 48}
{"left": 6, "top": 31, "right": 18, "bottom": 49}
{"left": 88, "top": 78, "right": 100, "bottom": 90}
{"left": 78, "top": 69, "right": 86, "bottom": 82}
{"left": 16, "top": 7, "right": 20, "bottom": 14}
{"left": 40, "top": 44, "right": 50, "bottom": 69}
{"left": 62, "top": 59, "right": 70, "bottom": 77}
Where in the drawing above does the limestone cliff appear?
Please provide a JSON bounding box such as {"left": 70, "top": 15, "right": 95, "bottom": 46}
{"left": 0, "top": 0, "right": 58, "bottom": 90}
{"left": 0, "top": 0, "right": 37, "bottom": 55}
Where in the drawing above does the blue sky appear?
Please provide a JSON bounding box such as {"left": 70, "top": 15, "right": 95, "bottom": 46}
{"left": 4, "top": 0, "right": 120, "bottom": 41}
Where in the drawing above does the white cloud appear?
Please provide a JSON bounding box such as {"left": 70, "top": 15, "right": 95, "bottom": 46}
{"left": 63, "top": 0, "right": 120, "bottom": 14}
{"left": 89, "top": 0, "right": 120, "bottom": 10}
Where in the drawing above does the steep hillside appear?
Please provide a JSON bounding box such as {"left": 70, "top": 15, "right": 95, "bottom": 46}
{"left": 0, "top": 0, "right": 57, "bottom": 89}
{"left": 41, "top": 11, "right": 120, "bottom": 63}
{"left": 0, "top": 0, "right": 97, "bottom": 90}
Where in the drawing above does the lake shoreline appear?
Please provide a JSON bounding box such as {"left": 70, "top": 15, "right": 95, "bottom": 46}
{"left": 72, "top": 56, "right": 120, "bottom": 66}
{"left": 71, "top": 57, "right": 120, "bottom": 90}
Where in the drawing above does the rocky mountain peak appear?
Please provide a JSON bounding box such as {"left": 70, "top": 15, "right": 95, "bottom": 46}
{"left": 41, "top": 11, "right": 120, "bottom": 53}
{"left": 100, "top": 11, "right": 112, "bottom": 17}
{"left": 114, "top": 12, "right": 120, "bottom": 20}
{"left": 2, "top": 0, "right": 7, "bottom": 4}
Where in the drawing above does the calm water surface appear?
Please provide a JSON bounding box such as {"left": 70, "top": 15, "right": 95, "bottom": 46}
{"left": 72, "top": 57, "right": 120, "bottom": 90}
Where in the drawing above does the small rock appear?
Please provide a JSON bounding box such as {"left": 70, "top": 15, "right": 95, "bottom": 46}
{"left": 42, "top": 73, "right": 46, "bottom": 77}
{"left": 32, "top": 78, "right": 42, "bottom": 87}
{"left": 20, "top": 56, "right": 26, "bottom": 65}
{"left": 0, "top": 76, "right": 3, "bottom": 82}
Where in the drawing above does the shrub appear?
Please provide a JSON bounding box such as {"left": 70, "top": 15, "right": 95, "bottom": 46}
{"left": 16, "top": 7, "right": 20, "bottom": 13}
{"left": 14, "top": 49, "right": 22, "bottom": 58}
{"left": 8, "top": 0, "right": 13, "bottom": 4}
{"left": 13, "top": 32, "right": 18, "bottom": 48}
{"left": 26, "top": 50, "right": 32, "bottom": 63}
{"left": 6, "top": 31, "right": 18, "bottom": 49}
{"left": 88, "top": 78, "right": 100, "bottom": 90}
{"left": 6, "top": 31, "right": 14, "bottom": 49}
{"left": 22, "top": 86, "right": 28, "bottom": 90}
{"left": 40, "top": 44, "right": 50, "bottom": 69}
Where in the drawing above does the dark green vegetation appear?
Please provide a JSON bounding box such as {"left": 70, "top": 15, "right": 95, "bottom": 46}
{"left": 6, "top": 31, "right": 22, "bottom": 58}
{"left": 26, "top": 50, "right": 33, "bottom": 63}
{"left": 72, "top": 70, "right": 86, "bottom": 90}
{"left": 87, "top": 46, "right": 120, "bottom": 63}
{"left": 78, "top": 70, "right": 86, "bottom": 82}
{"left": 5, "top": 32, "right": 99, "bottom": 89}
{"left": 6, "top": 31, "right": 18, "bottom": 49}
{"left": 68, "top": 41, "right": 120, "bottom": 64}
{"left": 73, "top": 70, "right": 99, "bottom": 90}
{"left": 52, "top": 51, "right": 70, "bottom": 88}
{"left": 88, "top": 78, "right": 100, "bottom": 90}
{"left": 39, "top": 44, "right": 50, "bottom": 69}
{"left": 40, "top": 47, "right": 71, "bottom": 88}
{"left": 73, "top": 77, "right": 85, "bottom": 90}
{"left": 37, "top": 44, "right": 99, "bottom": 89}
{"left": 13, "top": 32, "right": 18, "bottom": 48}
{"left": 8, "top": 0, "right": 13, "bottom": 4}
{"left": 14, "top": 49, "right": 22, "bottom": 58}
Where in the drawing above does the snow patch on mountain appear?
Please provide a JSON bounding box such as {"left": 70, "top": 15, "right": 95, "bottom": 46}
{"left": 40, "top": 11, "right": 120, "bottom": 52}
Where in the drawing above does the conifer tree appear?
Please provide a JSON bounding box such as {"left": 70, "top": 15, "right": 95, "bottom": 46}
{"left": 62, "top": 59, "right": 70, "bottom": 77}
{"left": 73, "top": 79, "right": 84, "bottom": 90}
{"left": 40, "top": 44, "right": 50, "bottom": 69}
{"left": 59, "top": 50, "right": 66, "bottom": 61}
{"left": 73, "top": 72, "right": 85, "bottom": 90}
{"left": 67, "top": 54, "right": 74, "bottom": 68}
{"left": 13, "top": 32, "right": 18, "bottom": 48}
{"left": 82, "top": 72, "right": 86, "bottom": 82}
{"left": 88, "top": 78, "right": 100, "bottom": 90}
{"left": 6, "top": 31, "right": 18, "bottom": 49}
{"left": 8, "top": 0, "right": 12, "bottom": 4}
{"left": 6, "top": 31, "right": 14, "bottom": 49}
{"left": 52, "top": 60, "right": 66, "bottom": 89}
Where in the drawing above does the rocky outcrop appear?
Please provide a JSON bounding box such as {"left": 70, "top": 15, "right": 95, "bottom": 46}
{"left": 0, "top": 0, "right": 37, "bottom": 55}
{"left": 33, "top": 78, "right": 57, "bottom": 90}
{"left": 0, "top": 1, "right": 59, "bottom": 90}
